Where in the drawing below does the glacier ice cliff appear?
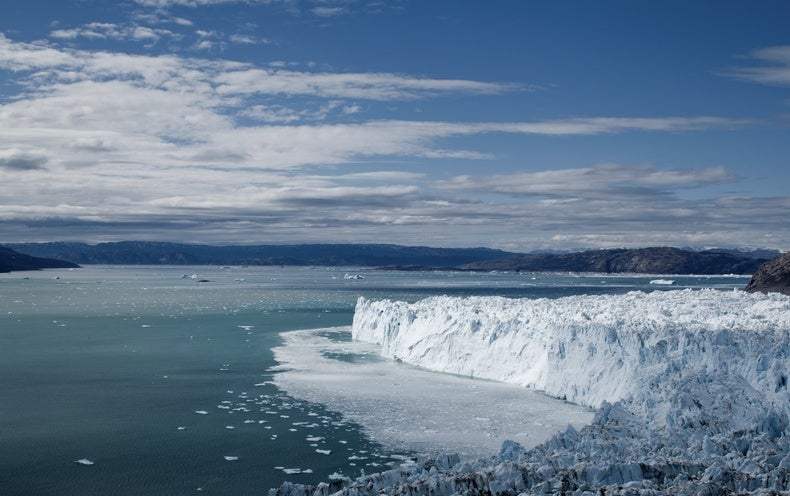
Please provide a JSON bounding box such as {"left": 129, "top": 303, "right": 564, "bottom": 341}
{"left": 271, "top": 290, "right": 789, "bottom": 495}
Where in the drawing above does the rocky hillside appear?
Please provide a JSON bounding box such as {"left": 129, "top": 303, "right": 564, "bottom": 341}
{"left": 744, "top": 251, "right": 790, "bottom": 295}
{"left": 0, "top": 246, "right": 80, "bottom": 273}
{"left": 460, "top": 247, "right": 767, "bottom": 275}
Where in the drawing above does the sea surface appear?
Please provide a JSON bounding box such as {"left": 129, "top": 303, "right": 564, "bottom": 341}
{"left": 0, "top": 265, "right": 749, "bottom": 495}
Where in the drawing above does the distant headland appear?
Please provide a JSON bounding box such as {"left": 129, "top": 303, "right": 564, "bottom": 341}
{"left": 0, "top": 246, "right": 80, "bottom": 273}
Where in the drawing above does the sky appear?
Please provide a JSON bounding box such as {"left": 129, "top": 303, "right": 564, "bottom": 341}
{"left": 0, "top": 0, "right": 788, "bottom": 252}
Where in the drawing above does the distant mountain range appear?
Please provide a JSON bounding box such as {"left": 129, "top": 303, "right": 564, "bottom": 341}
{"left": 0, "top": 246, "right": 80, "bottom": 273}
{"left": 2, "top": 242, "right": 780, "bottom": 275}
{"left": 4, "top": 241, "right": 516, "bottom": 268}
{"left": 459, "top": 247, "right": 772, "bottom": 275}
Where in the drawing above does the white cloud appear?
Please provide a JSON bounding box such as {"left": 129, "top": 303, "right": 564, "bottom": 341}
{"left": 434, "top": 164, "right": 735, "bottom": 199}
{"left": 229, "top": 34, "right": 260, "bottom": 44}
{"left": 134, "top": 0, "right": 285, "bottom": 6}
{"left": 49, "top": 23, "right": 176, "bottom": 43}
{"left": 723, "top": 45, "right": 790, "bottom": 86}
{"left": 212, "top": 69, "right": 518, "bottom": 100}
{"left": 0, "top": 33, "right": 783, "bottom": 249}
{"left": 311, "top": 6, "right": 346, "bottom": 17}
{"left": 0, "top": 34, "right": 77, "bottom": 71}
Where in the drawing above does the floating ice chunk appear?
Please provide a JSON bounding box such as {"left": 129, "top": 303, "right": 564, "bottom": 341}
{"left": 177, "top": 426, "right": 187, "bottom": 430}
{"left": 225, "top": 425, "right": 235, "bottom": 429}
{"left": 649, "top": 279, "right": 675, "bottom": 285}
{"left": 75, "top": 459, "right": 94, "bottom": 466}
{"left": 223, "top": 456, "right": 238, "bottom": 461}
{"left": 194, "top": 410, "right": 208, "bottom": 415}
{"left": 238, "top": 325, "right": 254, "bottom": 331}
{"left": 282, "top": 468, "right": 308, "bottom": 474}
{"left": 316, "top": 449, "right": 332, "bottom": 455}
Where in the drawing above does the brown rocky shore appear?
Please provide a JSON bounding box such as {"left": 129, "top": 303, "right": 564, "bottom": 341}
{"left": 745, "top": 252, "right": 790, "bottom": 295}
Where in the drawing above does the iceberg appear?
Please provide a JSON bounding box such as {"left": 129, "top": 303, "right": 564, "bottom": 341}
{"left": 271, "top": 289, "right": 789, "bottom": 496}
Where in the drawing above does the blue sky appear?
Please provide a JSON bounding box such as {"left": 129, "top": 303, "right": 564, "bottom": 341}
{"left": 0, "top": 0, "right": 788, "bottom": 251}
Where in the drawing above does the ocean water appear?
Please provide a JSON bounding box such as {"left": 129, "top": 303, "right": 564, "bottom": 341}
{"left": 0, "top": 266, "right": 749, "bottom": 495}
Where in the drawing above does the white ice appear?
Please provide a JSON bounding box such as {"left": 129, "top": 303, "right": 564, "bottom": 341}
{"left": 269, "top": 289, "right": 789, "bottom": 496}
{"left": 352, "top": 289, "right": 789, "bottom": 417}
{"left": 270, "top": 327, "right": 593, "bottom": 459}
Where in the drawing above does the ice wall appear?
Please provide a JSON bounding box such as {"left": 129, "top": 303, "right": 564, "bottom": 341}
{"left": 352, "top": 290, "right": 789, "bottom": 422}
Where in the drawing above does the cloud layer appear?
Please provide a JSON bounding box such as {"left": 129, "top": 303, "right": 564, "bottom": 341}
{"left": 0, "top": 26, "right": 787, "bottom": 250}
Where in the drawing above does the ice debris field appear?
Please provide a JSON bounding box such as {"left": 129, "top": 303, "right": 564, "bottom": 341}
{"left": 272, "top": 289, "right": 789, "bottom": 496}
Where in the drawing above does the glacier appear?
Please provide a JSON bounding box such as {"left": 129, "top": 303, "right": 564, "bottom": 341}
{"left": 271, "top": 289, "right": 789, "bottom": 495}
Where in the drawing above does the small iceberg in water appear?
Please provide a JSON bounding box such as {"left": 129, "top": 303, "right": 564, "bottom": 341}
{"left": 649, "top": 279, "right": 675, "bottom": 285}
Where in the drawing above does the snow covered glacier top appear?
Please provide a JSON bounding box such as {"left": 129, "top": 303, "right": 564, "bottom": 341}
{"left": 352, "top": 289, "right": 789, "bottom": 424}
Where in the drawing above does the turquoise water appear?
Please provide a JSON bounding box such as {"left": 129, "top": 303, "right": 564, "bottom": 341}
{"left": 0, "top": 266, "right": 748, "bottom": 495}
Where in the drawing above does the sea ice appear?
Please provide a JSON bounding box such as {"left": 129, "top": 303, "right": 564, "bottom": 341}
{"left": 271, "top": 327, "right": 592, "bottom": 458}
{"left": 74, "top": 459, "right": 94, "bottom": 466}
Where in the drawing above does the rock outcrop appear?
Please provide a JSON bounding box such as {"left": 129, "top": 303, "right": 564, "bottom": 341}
{"left": 0, "top": 246, "right": 80, "bottom": 273}
{"left": 745, "top": 251, "right": 790, "bottom": 295}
